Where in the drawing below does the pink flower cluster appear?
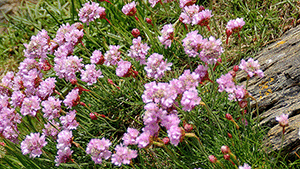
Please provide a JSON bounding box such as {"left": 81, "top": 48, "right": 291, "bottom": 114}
{"left": 276, "top": 113, "right": 289, "bottom": 127}
{"left": 104, "top": 45, "right": 121, "bottom": 66}
{"left": 179, "top": 5, "right": 201, "bottom": 25}
{"left": 111, "top": 144, "right": 138, "bottom": 166}
{"left": 144, "top": 53, "right": 172, "bottom": 79}
{"left": 86, "top": 138, "right": 112, "bottom": 164}
{"left": 55, "top": 130, "right": 73, "bottom": 166}
{"left": 128, "top": 37, "right": 150, "bottom": 65}
{"left": 239, "top": 58, "right": 264, "bottom": 78}
{"left": 122, "top": 1, "right": 137, "bottom": 16}
{"left": 78, "top": 2, "right": 106, "bottom": 25}
{"left": 192, "top": 9, "right": 213, "bottom": 30}
{"left": 21, "top": 133, "right": 47, "bottom": 158}
{"left": 158, "top": 24, "right": 174, "bottom": 48}
{"left": 23, "top": 29, "right": 50, "bottom": 60}
{"left": 216, "top": 72, "right": 247, "bottom": 101}
{"left": 179, "top": 0, "right": 196, "bottom": 8}
{"left": 81, "top": 64, "right": 103, "bottom": 85}
{"left": 182, "top": 30, "right": 223, "bottom": 64}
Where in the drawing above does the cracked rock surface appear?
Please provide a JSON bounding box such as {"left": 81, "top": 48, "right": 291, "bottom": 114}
{"left": 237, "top": 25, "right": 300, "bottom": 156}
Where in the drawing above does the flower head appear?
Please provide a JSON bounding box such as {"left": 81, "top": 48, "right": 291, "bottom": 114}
{"left": 239, "top": 58, "right": 264, "bottom": 78}
{"left": 122, "top": 128, "right": 140, "bottom": 145}
{"left": 128, "top": 37, "right": 150, "bottom": 65}
{"left": 276, "top": 114, "right": 289, "bottom": 127}
{"left": 81, "top": 64, "right": 103, "bottom": 85}
{"left": 144, "top": 53, "right": 172, "bottom": 79}
{"left": 79, "top": 2, "right": 106, "bottom": 25}
{"left": 21, "top": 133, "right": 47, "bottom": 158}
{"left": 111, "top": 144, "right": 138, "bottom": 166}
{"left": 158, "top": 24, "right": 174, "bottom": 48}
{"left": 86, "top": 138, "right": 112, "bottom": 164}
{"left": 239, "top": 163, "right": 251, "bottom": 169}
{"left": 122, "top": 1, "right": 137, "bottom": 16}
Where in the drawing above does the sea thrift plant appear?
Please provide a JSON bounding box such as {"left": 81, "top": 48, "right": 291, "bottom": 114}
{"left": 128, "top": 36, "right": 150, "bottom": 65}
{"left": 226, "top": 18, "right": 245, "bottom": 44}
{"left": 86, "top": 138, "right": 112, "bottom": 164}
{"left": 104, "top": 45, "right": 121, "bottom": 66}
{"left": 78, "top": 2, "right": 106, "bottom": 25}
{"left": 122, "top": 1, "right": 137, "bottom": 16}
{"left": 81, "top": 64, "right": 103, "bottom": 85}
{"left": 192, "top": 9, "right": 213, "bottom": 30}
{"left": 179, "top": 5, "right": 200, "bottom": 25}
{"left": 144, "top": 53, "right": 172, "bottom": 79}
{"left": 111, "top": 144, "right": 138, "bottom": 166}
{"left": 239, "top": 58, "right": 264, "bottom": 78}
{"left": 21, "top": 133, "right": 47, "bottom": 158}
{"left": 158, "top": 24, "right": 174, "bottom": 48}
{"left": 276, "top": 114, "right": 289, "bottom": 127}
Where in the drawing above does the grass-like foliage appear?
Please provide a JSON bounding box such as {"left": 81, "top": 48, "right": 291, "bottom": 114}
{"left": 0, "top": 0, "right": 300, "bottom": 168}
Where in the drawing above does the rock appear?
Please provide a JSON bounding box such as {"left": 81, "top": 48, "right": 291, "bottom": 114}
{"left": 237, "top": 25, "right": 300, "bottom": 156}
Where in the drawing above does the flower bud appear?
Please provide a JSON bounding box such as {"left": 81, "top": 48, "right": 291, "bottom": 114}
{"left": 227, "top": 132, "right": 232, "bottom": 138}
{"left": 146, "top": 18, "right": 152, "bottom": 25}
{"left": 217, "top": 58, "right": 222, "bottom": 63}
{"left": 239, "top": 100, "right": 248, "bottom": 108}
{"left": 89, "top": 113, "right": 97, "bottom": 120}
{"left": 208, "top": 155, "right": 217, "bottom": 163}
{"left": 184, "top": 124, "right": 193, "bottom": 132}
{"left": 226, "top": 29, "right": 233, "bottom": 37}
{"left": 223, "top": 154, "right": 230, "bottom": 160}
{"left": 221, "top": 145, "right": 230, "bottom": 154}
{"left": 225, "top": 113, "right": 233, "bottom": 121}
{"left": 162, "top": 137, "right": 170, "bottom": 145}
{"left": 70, "top": 79, "right": 77, "bottom": 85}
{"left": 131, "top": 28, "right": 140, "bottom": 38}
{"left": 233, "top": 65, "right": 239, "bottom": 72}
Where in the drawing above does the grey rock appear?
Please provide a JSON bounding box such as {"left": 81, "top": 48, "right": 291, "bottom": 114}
{"left": 237, "top": 24, "right": 300, "bottom": 156}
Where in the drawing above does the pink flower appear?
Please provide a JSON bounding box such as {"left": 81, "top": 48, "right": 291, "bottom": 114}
{"left": 91, "top": 50, "right": 105, "bottom": 65}
{"left": 136, "top": 131, "right": 150, "bottom": 148}
{"left": 179, "top": 5, "right": 200, "bottom": 24}
{"left": 104, "top": 45, "right": 121, "bottom": 66}
{"left": 179, "top": 0, "right": 196, "bottom": 8}
{"left": 276, "top": 114, "right": 289, "bottom": 127}
{"left": 37, "top": 77, "right": 56, "bottom": 100}
{"left": 238, "top": 163, "right": 251, "bottom": 169}
{"left": 63, "top": 89, "right": 80, "bottom": 109}
{"left": 42, "top": 96, "right": 62, "bottom": 120}
{"left": 116, "top": 60, "right": 132, "bottom": 77}
{"left": 128, "top": 37, "right": 150, "bottom": 65}
{"left": 158, "top": 24, "right": 174, "bottom": 48}
{"left": 23, "top": 30, "right": 50, "bottom": 60}
{"left": 78, "top": 2, "right": 106, "bottom": 25}
{"left": 122, "top": 128, "right": 140, "bottom": 145}
{"left": 226, "top": 18, "right": 245, "bottom": 33}
{"left": 20, "top": 96, "right": 41, "bottom": 117}
{"left": 111, "top": 144, "right": 138, "bottom": 166}
{"left": 60, "top": 110, "right": 79, "bottom": 130}
{"left": 86, "top": 138, "right": 112, "bottom": 164}
{"left": 192, "top": 9, "right": 213, "bottom": 29}
{"left": 144, "top": 53, "right": 172, "bottom": 79}
{"left": 167, "top": 126, "right": 182, "bottom": 146}
{"left": 122, "top": 1, "right": 137, "bottom": 16}
{"left": 182, "top": 30, "right": 203, "bottom": 57}
{"left": 56, "top": 130, "right": 72, "bottom": 150}
{"left": 199, "top": 36, "right": 223, "bottom": 64}
{"left": 21, "top": 133, "right": 47, "bottom": 158}
{"left": 239, "top": 58, "right": 264, "bottom": 78}
{"left": 181, "top": 88, "right": 201, "bottom": 111}
{"left": 55, "top": 147, "right": 73, "bottom": 166}
{"left": 81, "top": 64, "right": 103, "bottom": 85}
